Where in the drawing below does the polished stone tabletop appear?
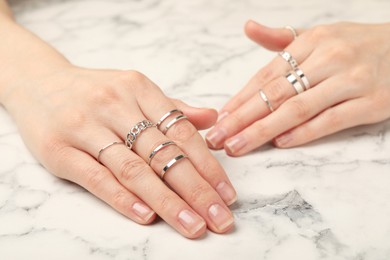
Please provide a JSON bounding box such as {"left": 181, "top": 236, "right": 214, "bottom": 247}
{"left": 1, "top": 0, "right": 389, "bottom": 259}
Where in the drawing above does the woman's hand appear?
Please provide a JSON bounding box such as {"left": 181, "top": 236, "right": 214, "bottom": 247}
{"left": 3, "top": 66, "right": 237, "bottom": 238}
{"left": 206, "top": 21, "right": 390, "bottom": 156}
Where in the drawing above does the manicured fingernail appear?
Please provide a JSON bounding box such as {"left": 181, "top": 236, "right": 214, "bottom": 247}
{"left": 216, "top": 181, "right": 237, "bottom": 206}
{"left": 274, "top": 132, "right": 292, "bottom": 147}
{"left": 225, "top": 135, "right": 247, "bottom": 154}
{"left": 208, "top": 204, "right": 234, "bottom": 232}
{"left": 217, "top": 111, "right": 229, "bottom": 122}
{"left": 133, "top": 202, "right": 155, "bottom": 222}
{"left": 178, "top": 210, "right": 206, "bottom": 235}
{"left": 206, "top": 128, "right": 227, "bottom": 148}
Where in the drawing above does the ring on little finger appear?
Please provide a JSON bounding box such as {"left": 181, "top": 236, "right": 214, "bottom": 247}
{"left": 97, "top": 141, "right": 123, "bottom": 163}
{"left": 259, "top": 89, "right": 274, "bottom": 112}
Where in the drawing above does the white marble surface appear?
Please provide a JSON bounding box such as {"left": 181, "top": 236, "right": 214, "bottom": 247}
{"left": 1, "top": 0, "right": 390, "bottom": 259}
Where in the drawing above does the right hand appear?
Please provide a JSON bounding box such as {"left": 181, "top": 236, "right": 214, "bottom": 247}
{"left": 3, "top": 66, "right": 237, "bottom": 238}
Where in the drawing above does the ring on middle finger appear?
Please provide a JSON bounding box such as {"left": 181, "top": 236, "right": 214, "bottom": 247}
{"left": 125, "top": 119, "right": 156, "bottom": 149}
{"left": 279, "top": 51, "right": 298, "bottom": 69}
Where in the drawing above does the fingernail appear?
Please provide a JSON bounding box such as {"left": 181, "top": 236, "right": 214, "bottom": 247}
{"left": 274, "top": 132, "right": 292, "bottom": 147}
{"left": 133, "top": 202, "right": 155, "bottom": 222}
{"left": 217, "top": 111, "right": 229, "bottom": 122}
{"left": 178, "top": 210, "right": 206, "bottom": 235}
{"left": 216, "top": 181, "right": 237, "bottom": 206}
{"left": 206, "top": 128, "right": 227, "bottom": 148}
{"left": 208, "top": 204, "right": 234, "bottom": 232}
{"left": 225, "top": 135, "right": 247, "bottom": 154}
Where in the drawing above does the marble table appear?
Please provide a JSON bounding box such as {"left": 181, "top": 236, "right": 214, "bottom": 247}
{"left": 1, "top": 0, "right": 389, "bottom": 259}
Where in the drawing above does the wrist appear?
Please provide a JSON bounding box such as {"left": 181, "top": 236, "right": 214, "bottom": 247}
{"left": 0, "top": 16, "right": 72, "bottom": 108}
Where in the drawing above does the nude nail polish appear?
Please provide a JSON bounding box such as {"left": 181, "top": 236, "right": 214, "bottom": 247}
{"left": 206, "top": 128, "right": 227, "bottom": 148}
{"left": 133, "top": 202, "right": 154, "bottom": 222}
{"left": 225, "top": 135, "right": 247, "bottom": 154}
{"left": 216, "top": 181, "right": 237, "bottom": 206}
{"left": 178, "top": 210, "right": 206, "bottom": 235}
{"left": 208, "top": 204, "right": 234, "bottom": 232}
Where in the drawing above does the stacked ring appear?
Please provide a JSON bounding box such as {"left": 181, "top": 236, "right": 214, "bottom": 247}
{"left": 294, "top": 68, "right": 310, "bottom": 90}
{"left": 157, "top": 109, "right": 188, "bottom": 134}
{"left": 148, "top": 141, "right": 176, "bottom": 165}
{"left": 286, "top": 72, "right": 305, "bottom": 94}
{"left": 285, "top": 25, "right": 298, "bottom": 39}
{"left": 160, "top": 154, "right": 188, "bottom": 180}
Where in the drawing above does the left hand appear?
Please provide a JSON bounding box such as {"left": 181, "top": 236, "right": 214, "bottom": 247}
{"left": 206, "top": 20, "right": 390, "bottom": 156}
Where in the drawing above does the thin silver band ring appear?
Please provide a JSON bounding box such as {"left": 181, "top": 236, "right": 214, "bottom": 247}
{"left": 148, "top": 141, "right": 176, "bottom": 165}
{"left": 285, "top": 25, "right": 298, "bottom": 39}
{"left": 279, "top": 51, "right": 298, "bottom": 69}
{"left": 163, "top": 115, "right": 188, "bottom": 134}
{"left": 294, "top": 68, "right": 310, "bottom": 90}
{"left": 259, "top": 89, "right": 274, "bottom": 112}
{"left": 160, "top": 154, "right": 188, "bottom": 179}
{"left": 157, "top": 109, "right": 183, "bottom": 127}
{"left": 97, "top": 141, "right": 122, "bottom": 163}
{"left": 286, "top": 72, "right": 305, "bottom": 94}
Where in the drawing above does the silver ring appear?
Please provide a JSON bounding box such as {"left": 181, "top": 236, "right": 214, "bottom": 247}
{"left": 259, "top": 89, "right": 274, "bottom": 112}
{"left": 285, "top": 25, "right": 298, "bottom": 39}
{"left": 279, "top": 51, "right": 298, "bottom": 69}
{"left": 294, "top": 68, "right": 310, "bottom": 90}
{"left": 148, "top": 141, "right": 176, "bottom": 165}
{"left": 125, "top": 120, "right": 155, "bottom": 149}
{"left": 97, "top": 141, "right": 123, "bottom": 163}
{"left": 286, "top": 72, "right": 305, "bottom": 94}
{"left": 163, "top": 115, "right": 188, "bottom": 134}
{"left": 160, "top": 154, "right": 188, "bottom": 179}
{"left": 157, "top": 109, "right": 183, "bottom": 128}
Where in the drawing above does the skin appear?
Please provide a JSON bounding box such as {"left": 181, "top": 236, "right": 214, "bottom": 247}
{"left": 0, "top": 1, "right": 237, "bottom": 239}
{"left": 206, "top": 20, "right": 390, "bottom": 156}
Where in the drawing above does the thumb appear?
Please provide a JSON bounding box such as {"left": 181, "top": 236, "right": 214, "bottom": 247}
{"left": 245, "top": 20, "right": 299, "bottom": 51}
{"left": 170, "top": 98, "right": 218, "bottom": 130}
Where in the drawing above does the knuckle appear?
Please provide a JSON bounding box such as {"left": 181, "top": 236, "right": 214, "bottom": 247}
{"left": 168, "top": 121, "right": 197, "bottom": 143}
{"left": 255, "top": 66, "right": 275, "bottom": 85}
{"left": 285, "top": 98, "right": 311, "bottom": 120}
{"left": 188, "top": 183, "right": 212, "bottom": 205}
{"left": 112, "top": 190, "right": 129, "bottom": 209}
{"left": 266, "top": 79, "right": 289, "bottom": 105}
{"left": 119, "top": 157, "right": 150, "bottom": 183}
{"left": 307, "top": 25, "right": 330, "bottom": 42}
{"left": 251, "top": 122, "right": 270, "bottom": 139}
{"left": 348, "top": 64, "right": 371, "bottom": 86}
{"left": 90, "top": 85, "right": 121, "bottom": 105}
{"left": 84, "top": 167, "right": 106, "bottom": 189}
{"left": 158, "top": 195, "right": 174, "bottom": 212}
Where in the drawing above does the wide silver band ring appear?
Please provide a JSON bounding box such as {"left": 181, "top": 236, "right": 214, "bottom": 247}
{"left": 157, "top": 109, "right": 183, "bottom": 127}
{"left": 259, "top": 89, "right": 274, "bottom": 112}
{"left": 126, "top": 120, "right": 155, "bottom": 149}
{"left": 279, "top": 51, "right": 298, "bottom": 69}
{"left": 97, "top": 141, "right": 123, "bottom": 163}
{"left": 148, "top": 141, "right": 176, "bottom": 165}
{"left": 160, "top": 154, "right": 188, "bottom": 180}
{"left": 285, "top": 25, "right": 298, "bottom": 39}
{"left": 286, "top": 72, "right": 305, "bottom": 94}
{"left": 163, "top": 115, "right": 188, "bottom": 134}
{"left": 294, "top": 68, "right": 310, "bottom": 90}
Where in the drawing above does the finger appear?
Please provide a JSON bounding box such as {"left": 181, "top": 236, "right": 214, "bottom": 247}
{"left": 245, "top": 20, "right": 306, "bottom": 51}
{"left": 216, "top": 31, "right": 314, "bottom": 123}
{"left": 100, "top": 144, "right": 208, "bottom": 238}
{"left": 170, "top": 98, "right": 218, "bottom": 130}
{"left": 223, "top": 76, "right": 362, "bottom": 156}
{"left": 273, "top": 98, "right": 374, "bottom": 148}
{"left": 131, "top": 76, "right": 237, "bottom": 207}
{"left": 70, "top": 119, "right": 208, "bottom": 238}
{"left": 207, "top": 50, "right": 319, "bottom": 150}
{"left": 49, "top": 146, "right": 156, "bottom": 225}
